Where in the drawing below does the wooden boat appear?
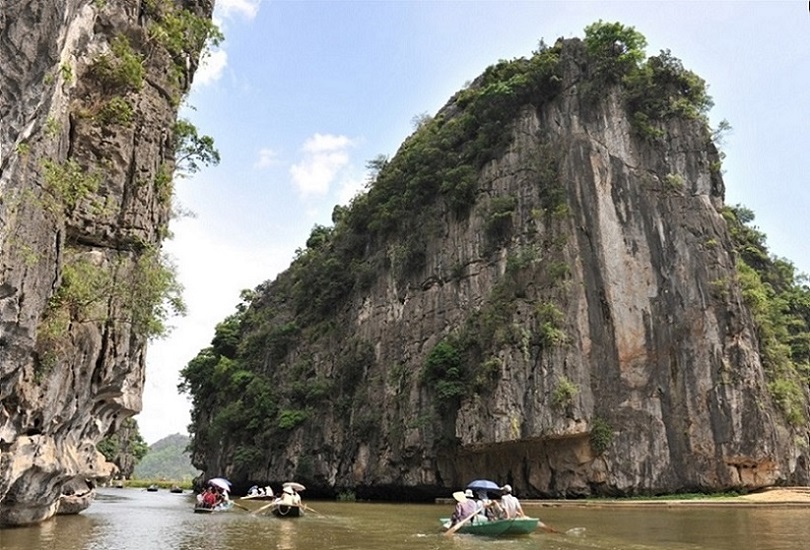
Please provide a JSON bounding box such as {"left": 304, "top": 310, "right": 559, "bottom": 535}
{"left": 146, "top": 484, "right": 159, "bottom": 492}
{"left": 440, "top": 516, "right": 539, "bottom": 536}
{"left": 271, "top": 503, "right": 303, "bottom": 517}
{"left": 194, "top": 501, "right": 234, "bottom": 513}
{"left": 241, "top": 493, "right": 275, "bottom": 501}
{"left": 170, "top": 485, "right": 183, "bottom": 494}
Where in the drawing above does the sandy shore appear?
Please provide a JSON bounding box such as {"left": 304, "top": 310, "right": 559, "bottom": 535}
{"left": 521, "top": 487, "right": 810, "bottom": 508}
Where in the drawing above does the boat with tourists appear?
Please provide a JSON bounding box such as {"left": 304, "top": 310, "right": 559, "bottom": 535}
{"left": 194, "top": 500, "right": 234, "bottom": 514}
{"left": 194, "top": 477, "right": 234, "bottom": 513}
{"left": 440, "top": 516, "right": 539, "bottom": 536}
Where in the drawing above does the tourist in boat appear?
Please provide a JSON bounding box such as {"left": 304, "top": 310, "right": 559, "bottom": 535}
{"left": 201, "top": 487, "right": 218, "bottom": 508}
{"left": 277, "top": 485, "right": 300, "bottom": 506}
{"left": 499, "top": 484, "right": 525, "bottom": 518}
{"left": 450, "top": 490, "right": 479, "bottom": 526}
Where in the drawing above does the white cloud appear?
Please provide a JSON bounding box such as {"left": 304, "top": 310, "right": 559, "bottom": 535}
{"left": 337, "top": 174, "right": 366, "bottom": 206}
{"left": 194, "top": 49, "right": 227, "bottom": 86}
{"left": 254, "top": 147, "right": 280, "bottom": 169}
{"left": 217, "top": 0, "right": 260, "bottom": 20}
{"left": 290, "top": 133, "right": 354, "bottom": 197}
{"left": 141, "top": 215, "right": 294, "bottom": 444}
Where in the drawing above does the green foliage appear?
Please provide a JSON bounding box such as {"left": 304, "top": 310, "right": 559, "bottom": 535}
{"left": 145, "top": 0, "right": 223, "bottom": 61}
{"left": 583, "top": 20, "right": 647, "bottom": 82}
{"left": 663, "top": 173, "right": 685, "bottom": 190}
{"left": 536, "top": 302, "right": 566, "bottom": 346}
{"left": 552, "top": 376, "right": 579, "bottom": 408}
{"left": 173, "top": 119, "right": 221, "bottom": 176}
{"left": 44, "top": 116, "right": 61, "bottom": 137}
{"left": 91, "top": 35, "right": 144, "bottom": 92}
{"left": 59, "top": 63, "right": 73, "bottom": 83}
{"left": 624, "top": 49, "right": 713, "bottom": 137}
{"left": 97, "top": 96, "right": 133, "bottom": 125}
{"left": 126, "top": 246, "right": 186, "bottom": 339}
{"left": 422, "top": 339, "right": 466, "bottom": 402}
{"left": 133, "top": 433, "right": 200, "bottom": 481}
{"left": 98, "top": 418, "right": 149, "bottom": 477}
{"left": 485, "top": 195, "right": 518, "bottom": 246}
{"left": 41, "top": 159, "right": 101, "bottom": 215}
{"left": 723, "top": 205, "right": 810, "bottom": 425}
{"left": 278, "top": 409, "right": 308, "bottom": 430}
{"left": 154, "top": 163, "right": 173, "bottom": 204}
{"left": 590, "top": 416, "right": 613, "bottom": 455}
{"left": 337, "top": 490, "right": 357, "bottom": 502}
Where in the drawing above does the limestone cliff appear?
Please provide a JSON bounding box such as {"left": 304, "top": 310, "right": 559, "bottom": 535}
{"left": 0, "top": 0, "right": 215, "bottom": 526}
{"left": 182, "top": 32, "right": 810, "bottom": 498}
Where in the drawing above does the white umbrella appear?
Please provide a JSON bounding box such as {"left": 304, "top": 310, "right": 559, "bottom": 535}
{"left": 208, "top": 478, "right": 231, "bottom": 491}
{"left": 282, "top": 481, "right": 305, "bottom": 492}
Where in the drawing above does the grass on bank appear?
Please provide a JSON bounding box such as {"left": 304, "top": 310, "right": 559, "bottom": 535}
{"left": 117, "top": 479, "right": 195, "bottom": 490}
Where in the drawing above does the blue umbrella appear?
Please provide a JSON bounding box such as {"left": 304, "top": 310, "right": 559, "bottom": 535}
{"left": 466, "top": 479, "right": 500, "bottom": 492}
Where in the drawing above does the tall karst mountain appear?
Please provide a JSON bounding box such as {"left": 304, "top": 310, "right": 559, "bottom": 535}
{"left": 0, "top": 0, "right": 217, "bottom": 526}
{"left": 181, "top": 24, "right": 810, "bottom": 500}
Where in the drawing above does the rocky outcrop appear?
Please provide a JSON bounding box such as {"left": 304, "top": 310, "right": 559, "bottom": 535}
{"left": 188, "top": 38, "right": 809, "bottom": 499}
{"left": 0, "top": 0, "right": 213, "bottom": 526}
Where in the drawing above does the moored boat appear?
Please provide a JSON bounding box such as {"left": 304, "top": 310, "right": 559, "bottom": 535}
{"left": 440, "top": 516, "right": 539, "bottom": 536}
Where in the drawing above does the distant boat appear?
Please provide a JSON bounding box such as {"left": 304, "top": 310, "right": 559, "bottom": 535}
{"left": 146, "top": 484, "right": 159, "bottom": 492}
{"left": 170, "top": 485, "right": 183, "bottom": 493}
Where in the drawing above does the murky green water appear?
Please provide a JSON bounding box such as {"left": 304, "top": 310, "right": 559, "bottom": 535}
{"left": 2, "top": 488, "right": 808, "bottom": 549}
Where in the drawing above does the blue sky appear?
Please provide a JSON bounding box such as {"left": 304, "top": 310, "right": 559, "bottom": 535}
{"left": 137, "top": 0, "right": 809, "bottom": 444}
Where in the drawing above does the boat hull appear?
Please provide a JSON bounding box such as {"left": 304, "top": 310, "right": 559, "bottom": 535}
{"left": 194, "top": 501, "right": 234, "bottom": 514}
{"left": 271, "top": 504, "right": 302, "bottom": 517}
{"left": 440, "top": 517, "right": 539, "bottom": 536}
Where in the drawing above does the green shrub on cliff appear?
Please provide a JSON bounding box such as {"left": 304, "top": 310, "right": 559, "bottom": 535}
{"left": 723, "top": 205, "right": 810, "bottom": 425}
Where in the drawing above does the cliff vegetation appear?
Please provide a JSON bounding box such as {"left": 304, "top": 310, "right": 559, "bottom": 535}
{"left": 179, "top": 21, "right": 810, "bottom": 499}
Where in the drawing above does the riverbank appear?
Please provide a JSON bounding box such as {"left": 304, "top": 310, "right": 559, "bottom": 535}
{"left": 436, "top": 487, "right": 810, "bottom": 508}
{"left": 524, "top": 487, "right": 810, "bottom": 508}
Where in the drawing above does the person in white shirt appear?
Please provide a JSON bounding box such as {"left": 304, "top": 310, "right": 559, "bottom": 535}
{"left": 499, "top": 484, "right": 525, "bottom": 518}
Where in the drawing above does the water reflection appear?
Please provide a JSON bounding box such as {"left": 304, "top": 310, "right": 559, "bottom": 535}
{"left": 1, "top": 489, "right": 808, "bottom": 550}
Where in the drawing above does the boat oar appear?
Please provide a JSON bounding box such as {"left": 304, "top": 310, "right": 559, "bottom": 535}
{"left": 302, "top": 504, "right": 323, "bottom": 516}
{"left": 444, "top": 504, "right": 482, "bottom": 537}
{"left": 251, "top": 501, "right": 277, "bottom": 515}
{"left": 231, "top": 500, "right": 251, "bottom": 512}
{"left": 538, "top": 519, "right": 562, "bottom": 534}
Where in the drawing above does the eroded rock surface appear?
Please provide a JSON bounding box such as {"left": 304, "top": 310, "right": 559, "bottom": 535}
{"left": 0, "top": 0, "right": 213, "bottom": 526}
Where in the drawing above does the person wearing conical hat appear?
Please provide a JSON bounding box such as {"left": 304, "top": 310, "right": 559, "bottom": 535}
{"left": 450, "top": 490, "right": 478, "bottom": 526}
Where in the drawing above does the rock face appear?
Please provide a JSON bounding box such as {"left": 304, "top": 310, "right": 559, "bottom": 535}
{"left": 0, "top": 0, "right": 213, "bottom": 526}
{"left": 187, "top": 39, "right": 809, "bottom": 499}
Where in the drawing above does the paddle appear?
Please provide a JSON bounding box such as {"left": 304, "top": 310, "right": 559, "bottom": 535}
{"left": 537, "top": 519, "right": 562, "bottom": 534}
{"left": 443, "top": 503, "right": 483, "bottom": 537}
{"left": 251, "top": 501, "right": 277, "bottom": 515}
{"left": 302, "top": 504, "right": 323, "bottom": 516}
{"left": 231, "top": 500, "right": 251, "bottom": 512}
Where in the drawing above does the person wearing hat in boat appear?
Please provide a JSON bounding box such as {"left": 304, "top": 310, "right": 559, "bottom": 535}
{"left": 277, "top": 485, "right": 302, "bottom": 506}
{"left": 499, "top": 484, "right": 525, "bottom": 519}
{"left": 450, "top": 489, "right": 479, "bottom": 526}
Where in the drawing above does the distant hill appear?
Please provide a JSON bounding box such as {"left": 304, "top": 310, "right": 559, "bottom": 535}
{"left": 133, "top": 433, "right": 200, "bottom": 481}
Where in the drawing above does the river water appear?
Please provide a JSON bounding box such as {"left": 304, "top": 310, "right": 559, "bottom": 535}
{"left": 2, "top": 488, "right": 808, "bottom": 549}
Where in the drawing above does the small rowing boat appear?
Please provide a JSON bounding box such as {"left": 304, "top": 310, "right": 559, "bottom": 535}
{"left": 440, "top": 516, "right": 539, "bottom": 536}
{"left": 271, "top": 503, "right": 303, "bottom": 517}
{"left": 194, "top": 501, "right": 234, "bottom": 514}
